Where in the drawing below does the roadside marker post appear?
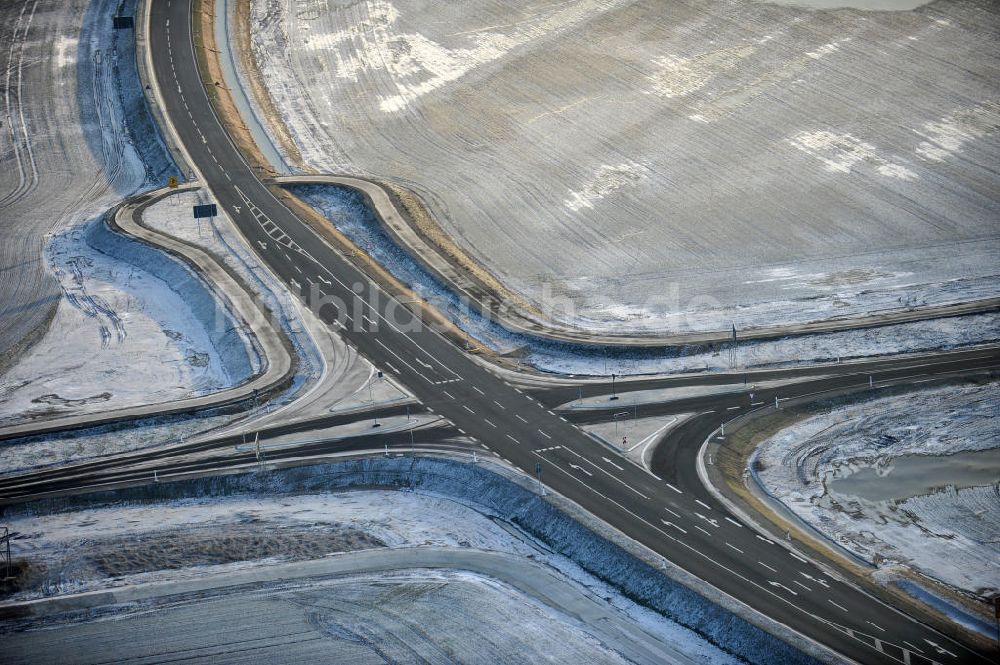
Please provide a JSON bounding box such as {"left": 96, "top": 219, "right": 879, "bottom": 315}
{"left": 535, "top": 462, "right": 545, "bottom": 496}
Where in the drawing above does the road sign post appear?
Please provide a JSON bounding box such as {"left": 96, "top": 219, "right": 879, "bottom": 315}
{"left": 535, "top": 462, "right": 545, "bottom": 495}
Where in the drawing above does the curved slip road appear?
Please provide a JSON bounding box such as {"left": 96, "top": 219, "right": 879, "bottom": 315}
{"left": 119, "top": 2, "right": 1000, "bottom": 662}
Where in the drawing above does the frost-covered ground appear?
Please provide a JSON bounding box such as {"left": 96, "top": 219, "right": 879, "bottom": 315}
{"left": 754, "top": 382, "right": 1000, "bottom": 600}
{"left": 4, "top": 489, "right": 741, "bottom": 665}
{"left": 294, "top": 184, "right": 1000, "bottom": 376}
{"left": 0, "top": 217, "right": 259, "bottom": 428}
{"left": 0, "top": 0, "right": 271, "bottom": 429}
{"left": 247, "top": 0, "right": 999, "bottom": 335}
{"left": 0, "top": 0, "right": 177, "bottom": 364}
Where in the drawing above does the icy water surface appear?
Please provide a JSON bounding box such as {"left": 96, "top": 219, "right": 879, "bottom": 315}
{"left": 759, "top": 0, "right": 931, "bottom": 9}
{"left": 829, "top": 447, "right": 1000, "bottom": 502}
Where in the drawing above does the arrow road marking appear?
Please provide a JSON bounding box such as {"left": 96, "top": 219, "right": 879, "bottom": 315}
{"left": 568, "top": 463, "right": 593, "bottom": 477}
{"left": 661, "top": 520, "right": 687, "bottom": 534}
{"left": 769, "top": 581, "right": 798, "bottom": 596}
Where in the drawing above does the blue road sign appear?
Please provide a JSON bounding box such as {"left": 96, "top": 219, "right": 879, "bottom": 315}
{"left": 193, "top": 203, "right": 218, "bottom": 219}
{"left": 535, "top": 463, "right": 542, "bottom": 475}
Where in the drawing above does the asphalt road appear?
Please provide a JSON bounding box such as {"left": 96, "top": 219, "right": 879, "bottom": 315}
{"left": 42, "top": 2, "right": 994, "bottom": 663}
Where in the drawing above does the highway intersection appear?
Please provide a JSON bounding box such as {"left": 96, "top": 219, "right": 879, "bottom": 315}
{"left": 3, "top": 2, "right": 996, "bottom": 663}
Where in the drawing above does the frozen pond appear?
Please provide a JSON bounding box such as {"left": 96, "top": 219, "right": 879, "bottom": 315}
{"left": 757, "top": 0, "right": 931, "bottom": 10}
{"left": 829, "top": 447, "right": 1000, "bottom": 502}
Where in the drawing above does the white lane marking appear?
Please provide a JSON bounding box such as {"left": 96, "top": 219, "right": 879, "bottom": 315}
{"left": 726, "top": 405, "right": 741, "bottom": 410}
{"left": 527, "top": 451, "right": 852, "bottom": 645}
{"left": 562, "top": 447, "right": 648, "bottom": 499}
{"left": 661, "top": 520, "right": 687, "bottom": 534}
{"left": 538, "top": 429, "right": 551, "bottom": 439}
{"left": 758, "top": 561, "right": 777, "bottom": 573}
{"left": 665, "top": 483, "right": 683, "bottom": 494}
{"left": 664, "top": 506, "right": 681, "bottom": 519}
{"left": 462, "top": 405, "right": 475, "bottom": 414}
{"left": 442, "top": 390, "right": 455, "bottom": 400}
{"left": 724, "top": 517, "right": 743, "bottom": 528}
{"left": 794, "top": 580, "right": 812, "bottom": 592}
{"left": 506, "top": 434, "right": 519, "bottom": 443}
{"left": 426, "top": 407, "right": 435, "bottom": 413}
{"left": 866, "top": 621, "right": 885, "bottom": 633}
{"left": 559, "top": 416, "right": 569, "bottom": 422}
{"left": 457, "top": 428, "right": 466, "bottom": 435}
{"left": 755, "top": 534, "right": 773, "bottom": 545}
{"left": 789, "top": 551, "right": 808, "bottom": 564}
{"left": 568, "top": 463, "right": 593, "bottom": 477}
{"left": 374, "top": 339, "right": 432, "bottom": 384}
{"left": 903, "top": 641, "right": 924, "bottom": 654}
{"left": 547, "top": 409, "right": 556, "bottom": 416}
{"left": 515, "top": 414, "right": 528, "bottom": 423}
{"left": 726, "top": 542, "right": 744, "bottom": 554}
{"left": 485, "top": 419, "right": 497, "bottom": 429}
{"left": 828, "top": 599, "right": 848, "bottom": 612}
{"left": 472, "top": 386, "right": 484, "bottom": 395}
{"left": 514, "top": 388, "right": 523, "bottom": 394}
{"left": 493, "top": 400, "right": 506, "bottom": 409}
{"left": 695, "top": 525, "right": 712, "bottom": 537}
{"left": 385, "top": 362, "right": 399, "bottom": 374}
{"left": 601, "top": 456, "right": 624, "bottom": 471}
{"left": 695, "top": 499, "right": 712, "bottom": 510}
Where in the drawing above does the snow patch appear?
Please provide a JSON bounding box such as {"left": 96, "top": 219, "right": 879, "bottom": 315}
{"left": 565, "top": 162, "right": 646, "bottom": 211}
{"left": 788, "top": 130, "right": 917, "bottom": 180}
{"left": 915, "top": 101, "right": 1000, "bottom": 162}
{"left": 646, "top": 45, "right": 755, "bottom": 98}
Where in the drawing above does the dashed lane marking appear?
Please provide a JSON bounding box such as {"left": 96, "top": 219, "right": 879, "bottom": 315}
{"left": 515, "top": 414, "right": 528, "bottom": 423}
{"left": 759, "top": 561, "right": 777, "bottom": 573}
{"left": 485, "top": 419, "right": 497, "bottom": 428}
{"left": 665, "top": 483, "right": 683, "bottom": 494}
{"left": 828, "top": 599, "right": 848, "bottom": 612}
{"left": 538, "top": 429, "right": 551, "bottom": 439}
{"left": 725, "top": 517, "right": 743, "bottom": 528}
{"left": 726, "top": 542, "right": 744, "bottom": 554}
{"left": 695, "top": 499, "right": 712, "bottom": 510}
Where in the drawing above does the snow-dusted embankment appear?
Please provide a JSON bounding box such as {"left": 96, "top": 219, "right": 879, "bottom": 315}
{"left": 4, "top": 457, "right": 826, "bottom": 665}
{"left": 754, "top": 382, "right": 1000, "bottom": 601}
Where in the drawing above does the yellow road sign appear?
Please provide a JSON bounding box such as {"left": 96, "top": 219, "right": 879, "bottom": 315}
{"left": 168, "top": 176, "right": 178, "bottom": 188}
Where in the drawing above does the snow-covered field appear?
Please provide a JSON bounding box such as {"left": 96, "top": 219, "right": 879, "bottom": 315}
{"left": 246, "top": 0, "right": 1000, "bottom": 336}
{"left": 0, "top": 0, "right": 177, "bottom": 365}
{"left": 294, "top": 183, "right": 1000, "bottom": 376}
{"left": 754, "top": 382, "right": 1000, "bottom": 601}
{"left": 4, "top": 489, "right": 741, "bottom": 665}
{"left": 0, "top": 0, "right": 272, "bottom": 431}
